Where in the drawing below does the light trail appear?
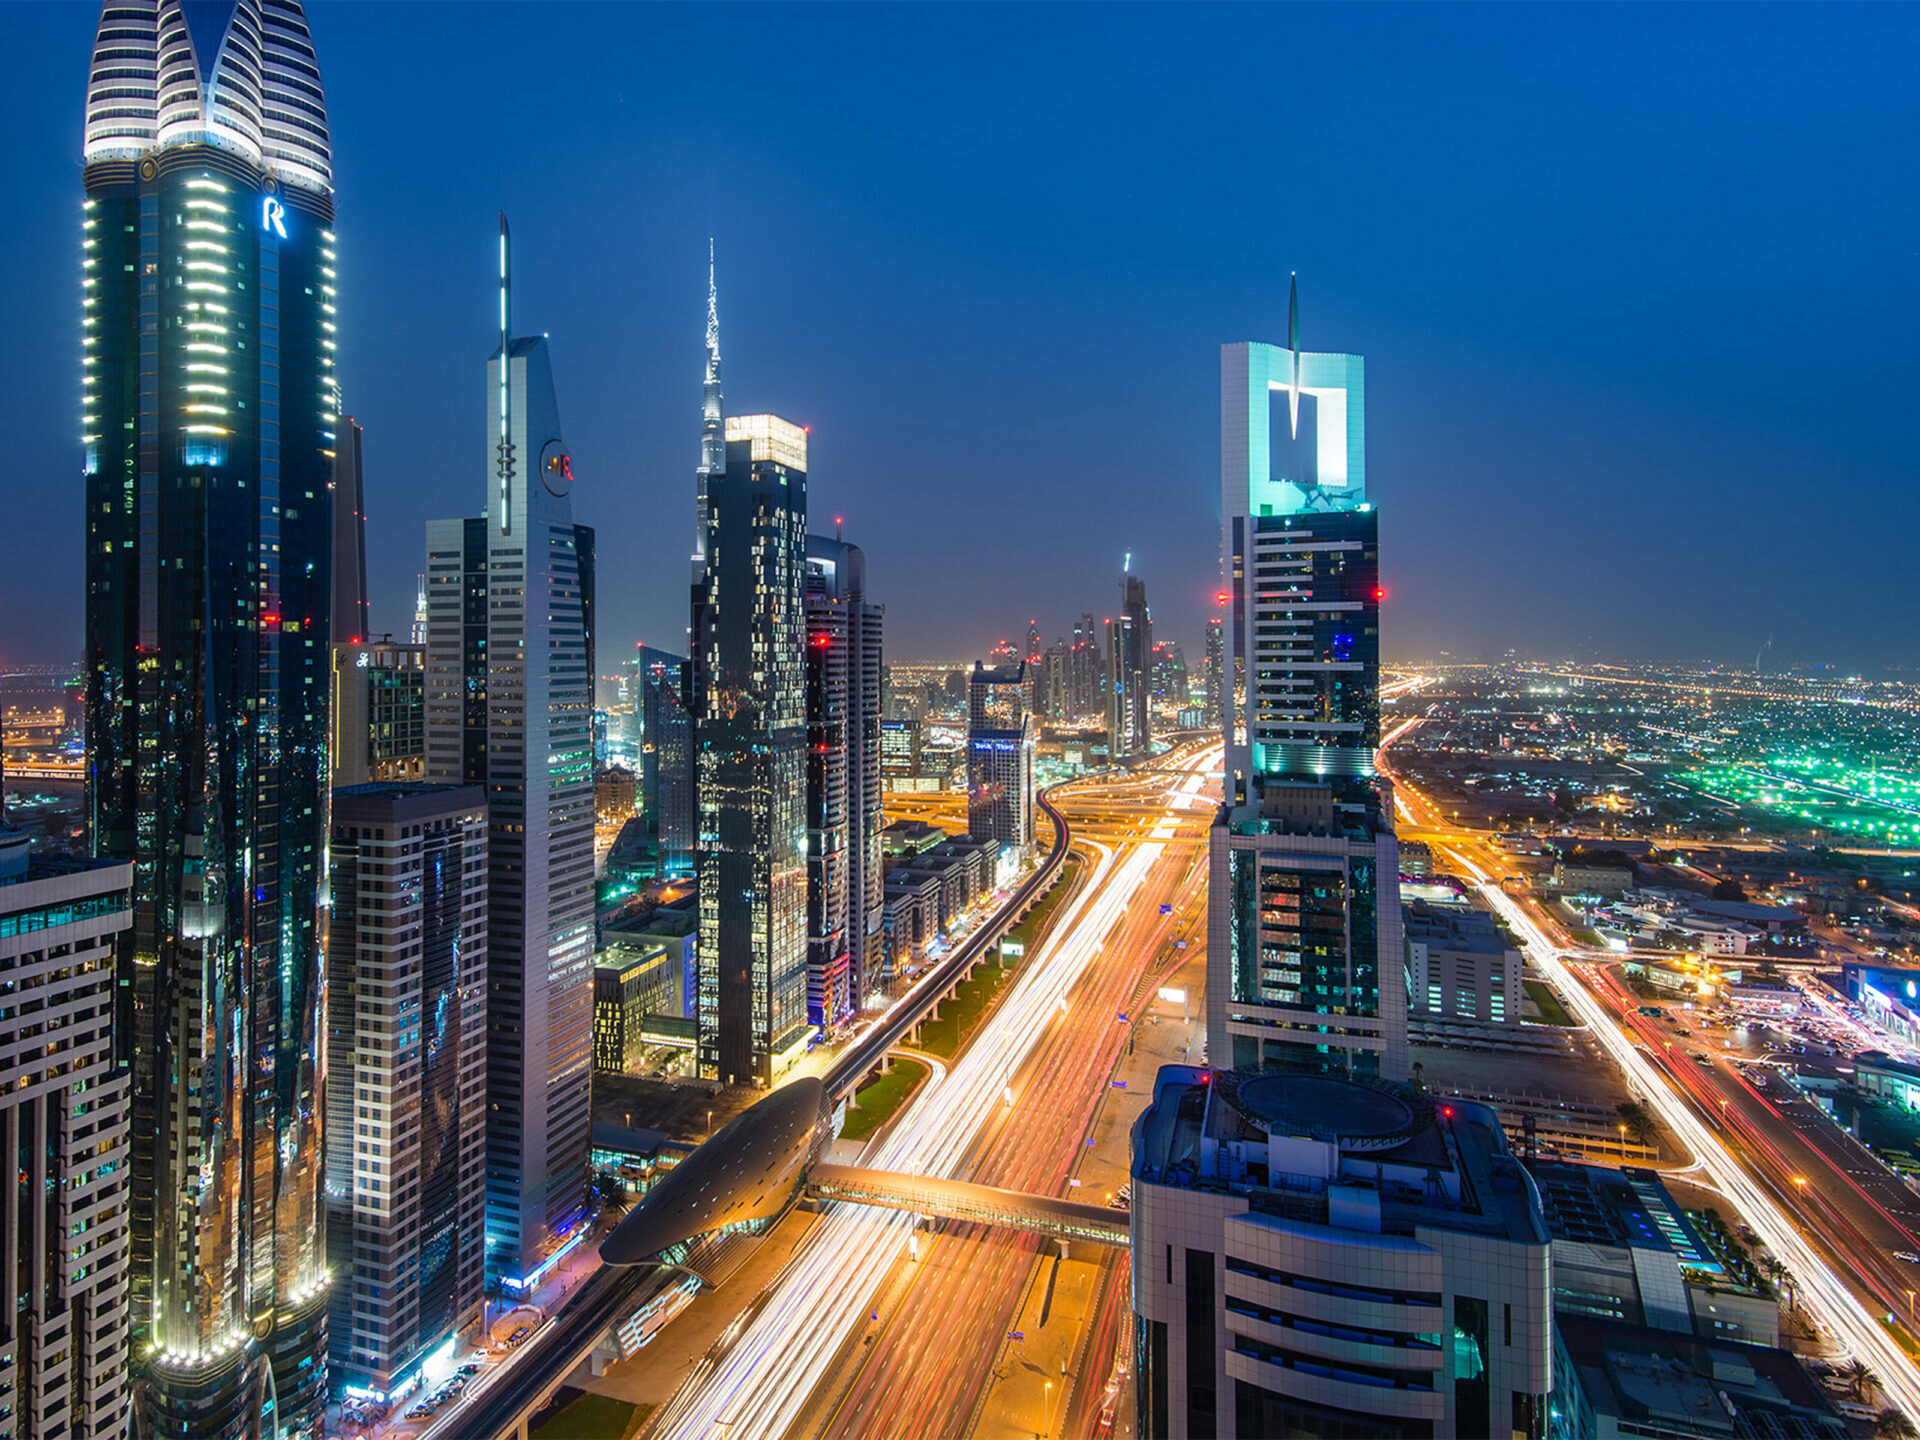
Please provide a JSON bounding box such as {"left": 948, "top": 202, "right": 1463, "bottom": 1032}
{"left": 653, "top": 752, "right": 1216, "bottom": 1440}
{"left": 1445, "top": 846, "right": 1920, "bottom": 1420}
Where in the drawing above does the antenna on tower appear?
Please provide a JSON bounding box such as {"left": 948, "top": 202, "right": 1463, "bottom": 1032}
{"left": 496, "top": 211, "right": 513, "bottom": 536}
{"left": 1287, "top": 271, "right": 1301, "bottom": 440}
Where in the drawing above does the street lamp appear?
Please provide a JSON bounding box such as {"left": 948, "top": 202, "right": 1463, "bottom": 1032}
{"left": 1043, "top": 1379, "right": 1054, "bottom": 1440}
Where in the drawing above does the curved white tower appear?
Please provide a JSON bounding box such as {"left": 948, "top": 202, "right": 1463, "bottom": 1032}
{"left": 84, "top": 0, "right": 332, "bottom": 193}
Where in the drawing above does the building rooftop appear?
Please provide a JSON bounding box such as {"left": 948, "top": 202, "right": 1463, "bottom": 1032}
{"left": 1404, "top": 899, "right": 1512, "bottom": 954}
{"left": 1133, "top": 1065, "right": 1547, "bottom": 1245}
{"left": 1553, "top": 1314, "right": 1843, "bottom": 1439}
{"left": 0, "top": 829, "right": 130, "bottom": 890}
{"left": 1525, "top": 1161, "right": 1718, "bottom": 1271}
{"left": 335, "top": 780, "right": 471, "bottom": 799}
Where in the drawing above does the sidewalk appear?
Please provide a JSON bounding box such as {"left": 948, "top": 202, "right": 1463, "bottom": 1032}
{"left": 348, "top": 1208, "right": 620, "bottom": 1440}
{"left": 968, "top": 946, "right": 1206, "bottom": 1440}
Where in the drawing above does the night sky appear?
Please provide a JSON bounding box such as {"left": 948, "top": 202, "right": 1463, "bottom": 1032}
{"left": 3, "top": 3, "right": 1917, "bottom": 672}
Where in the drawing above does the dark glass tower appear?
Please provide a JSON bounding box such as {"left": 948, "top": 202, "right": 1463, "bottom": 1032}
{"left": 693, "top": 416, "right": 811, "bottom": 1085}
{"left": 637, "top": 646, "right": 694, "bottom": 876}
{"left": 804, "top": 536, "right": 883, "bottom": 1024}
{"left": 80, "top": 2, "right": 335, "bottom": 1434}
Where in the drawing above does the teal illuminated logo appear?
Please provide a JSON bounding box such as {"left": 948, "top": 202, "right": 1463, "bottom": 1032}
{"left": 262, "top": 196, "right": 287, "bottom": 239}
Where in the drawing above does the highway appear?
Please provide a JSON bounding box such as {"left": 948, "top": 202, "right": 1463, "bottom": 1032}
{"left": 646, "top": 743, "right": 1220, "bottom": 1440}
{"left": 794, "top": 743, "right": 1218, "bottom": 1440}
{"left": 1378, "top": 722, "right": 1920, "bottom": 1419}
{"left": 446, "top": 791, "right": 1078, "bottom": 1440}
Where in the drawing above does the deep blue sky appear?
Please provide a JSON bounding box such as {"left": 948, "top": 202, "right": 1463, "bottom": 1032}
{"left": 4, "top": 3, "right": 1917, "bottom": 671}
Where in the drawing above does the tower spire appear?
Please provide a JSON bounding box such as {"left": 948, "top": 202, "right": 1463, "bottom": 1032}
{"left": 497, "top": 211, "right": 513, "bottom": 535}
{"left": 695, "top": 239, "right": 725, "bottom": 575}
{"left": 1287, "top": 271, "right": 1301, "bottom": 440}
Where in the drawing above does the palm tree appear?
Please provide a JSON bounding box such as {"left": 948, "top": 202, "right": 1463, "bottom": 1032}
{"left": 591, "top": 1172, "right": 631, "bottom": 1219}
{"left": 1874, "top": 1409, "right": 1916, "bottom": 1440}
{"left": 1844, "top": 1358, "right": 1875, "bottom": 1404}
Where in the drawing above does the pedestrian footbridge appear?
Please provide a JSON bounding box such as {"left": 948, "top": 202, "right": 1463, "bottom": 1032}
{"left": 807, "top": 1164, "right": 1130, "bottom": 1246}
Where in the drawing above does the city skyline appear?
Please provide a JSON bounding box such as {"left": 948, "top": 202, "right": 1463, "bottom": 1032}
{"left": 7, "top": 4, "right": 1920, "bottom": 672}
{"left": 10, "top": 6, "right": 1920, "bottom": 1436}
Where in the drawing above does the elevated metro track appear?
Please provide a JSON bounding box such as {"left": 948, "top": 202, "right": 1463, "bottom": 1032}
{"left": 822, "top": 783, "right": 1075, "bottom": 1102}
{"left": 468, "top": 781, "right": 1083, "bottom": 1438}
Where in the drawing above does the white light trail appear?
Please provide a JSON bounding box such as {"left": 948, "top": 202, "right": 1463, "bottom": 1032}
{"left": 1454, "top": 849, "right": 1920, "bottom": 1419}
{"left": 656, "top": 752, "right": 1217, "bottom": 1439}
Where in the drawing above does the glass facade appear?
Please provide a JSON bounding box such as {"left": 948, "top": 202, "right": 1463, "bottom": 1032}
{"left": 423, "top": 330, "right": 595, "bottom": 1288}
{"left": 1211, "top": 334, "right": 1404, "bottom": 1081}
{"left": 84, "top": 141, "right": 333, "bottom": 1437}
{"left": 693, "top": 421, "right": 811, "bottom": 1085}
{"left": 324, "top": 786, "right": 488, "bottom": 1399}
{"left": 967, "top": 663, "right": 1034, "bottom": 851}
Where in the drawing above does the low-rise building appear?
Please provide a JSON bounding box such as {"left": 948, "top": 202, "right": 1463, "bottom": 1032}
{"left": 596, "top": 766, "right": 638, "bottom": 827}
{"left": 1131, "top": 1066, "right": 1551, "bottom": 1440}
{"left": 1526, "top": 1161, "right": 1778, "bottom": 1348}
{"left": 1554, "top": 863, "right": 1634, "bottom": 897}
{"left": 1549, "top": 1314, "right": 1843, "bottom": 1440}
{"left": 1854, "top": 1051, "right": 1920, "bottom": 1112}
{"left": 1843, "top": 964, "right": 1920, "bottom": 1050}
{"left": 1405, "top": 900, "right": 1522, "bottom": 1031}
{"left": 594, "top": 935, "right": 686, "bottom": 1074}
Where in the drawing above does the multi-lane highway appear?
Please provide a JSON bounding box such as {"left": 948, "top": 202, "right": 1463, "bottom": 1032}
{"left": 646, "top": 742, "right": 1221, "bottom": 1440}
{"left": 793, "top": 747, "right": 1218, "bottom": 1440}
{"left": 1378, "top": 720, "right": 1920, "bottom": 1418}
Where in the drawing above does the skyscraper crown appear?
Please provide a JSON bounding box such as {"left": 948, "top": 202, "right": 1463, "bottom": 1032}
{"left": 84, "top": 0, "right": 331, "bottom": 194}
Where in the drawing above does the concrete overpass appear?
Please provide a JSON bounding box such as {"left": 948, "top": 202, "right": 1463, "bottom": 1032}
{"left": 807, "top": 1164, "right": 1129, "bottom": 1246}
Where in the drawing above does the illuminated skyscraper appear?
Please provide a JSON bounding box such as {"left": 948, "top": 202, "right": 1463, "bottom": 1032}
{"left": 1117, "top": 569, "right": 1153, "bottom": 754}
{"left": 967, "top": 662, "right": 1033, "bottom": 851}
{"left": 637, "top": 646, "right": 694, "bottom": 876}
{"left": 324, "top": 784, "right": 488, "bottom": 1398}
{"left": 804, "top": 536, "right": 884, "bottom": 1024}
{"left": 0, "top": 833, "right": 134, "bottom": 1440}
{"left": 1208, "top": 282, "right": 1404, "bottom": 1080}
{"left": 693, "top": 416, "right": 812, "bottom": 1085}
{"left": 423, "top": 219, "right": 595, "bottom": 1289}
{"left": 694, "top": 241, "right": 724, "bottom": 580}
{"left": 80, "top": 2, "right": 335, "bottom": 1431}
{"left": 1204, "top": 615, "right": 1224, "bottom": 726}
{"left": 1072, "top": 612, "right": 1100, "bottom": 721}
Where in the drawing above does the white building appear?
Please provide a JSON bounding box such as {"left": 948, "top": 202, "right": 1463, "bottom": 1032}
{"left": 424, "top": 224, "right": 596, "bottom": 1287}
{"left": 1131, "top": 1066, "right": 1551, "bottom": 1439}
{"left": 0, "top": 832, "right": 132, "bottom": 1440}
{"left": 1405, "top": 900, "right": 1523, "bottom": 1030}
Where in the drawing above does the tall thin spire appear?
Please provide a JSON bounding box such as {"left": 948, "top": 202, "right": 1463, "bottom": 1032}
{"left": 497, "top": 211, "right": 513, "bottom": 535}
{"left": 696, "top": 239, "right": 725, "bottom": 574}
{"left": 1287, "top": 271, "right": 1301, "bottom": 440}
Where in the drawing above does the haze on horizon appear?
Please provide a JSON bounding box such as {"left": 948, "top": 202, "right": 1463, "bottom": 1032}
{"left": 1, "top": 3, "right": 1915, "bottom": 673}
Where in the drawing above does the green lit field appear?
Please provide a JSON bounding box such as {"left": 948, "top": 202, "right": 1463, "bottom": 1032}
{"left": 1678, "top": 751, "right": 1920, "bottom": 845}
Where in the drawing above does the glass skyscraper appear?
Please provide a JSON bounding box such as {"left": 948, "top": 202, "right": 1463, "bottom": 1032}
{"left": 1206, "top": 299, "right": 1406, "bottom": 1081}
{"left": 80, "top": 2, "right": 335, "bottom": 1433}
{"left": 422, "top": 224, "right": 596, "bottom": 1289}
{"left": 967, "top": 662, "right": 1034, "bottom": 852}
{"left": 804, "top": 535, "right": 884, "bottom": 1024}
{"left": 693, "top": 416, "right": 812, "bottom": 1086}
